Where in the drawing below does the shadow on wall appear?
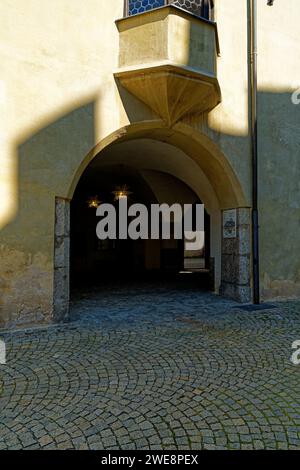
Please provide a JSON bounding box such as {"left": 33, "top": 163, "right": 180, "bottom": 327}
{"left": 116, "top": 84, "right": 300, "bottom": 300}
{"left": 0, "top": 97, "right": 97, "bottom": 329}
{"left": 0, "top": 85, "right": 300, "bottom": 329}
{"left": 258, "top": 89, "right": 300, "bottom": 298}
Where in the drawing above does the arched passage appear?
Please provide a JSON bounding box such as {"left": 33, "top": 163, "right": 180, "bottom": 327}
{"left": 53, "top": 122, "right": 251, "bottom": 322}
{"left": 70, "top": 160, "right": 211, "bottom": 286}
{"left": 68, "top": 121, "right": 247, "bottom": 207}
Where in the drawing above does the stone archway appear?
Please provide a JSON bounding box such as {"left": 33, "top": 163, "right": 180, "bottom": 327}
{"left": 53, "top": 122, "right": 251, "bottom": 322}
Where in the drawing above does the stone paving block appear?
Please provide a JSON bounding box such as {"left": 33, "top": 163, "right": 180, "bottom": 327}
{"left": 1, "top": 286, "right": 300, "bottom": 450}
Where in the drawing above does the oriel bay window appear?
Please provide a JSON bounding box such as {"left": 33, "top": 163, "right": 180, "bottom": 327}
{"left": 124, "top": 0, "right": 214, "bottom": 20}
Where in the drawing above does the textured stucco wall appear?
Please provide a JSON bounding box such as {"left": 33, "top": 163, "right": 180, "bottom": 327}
{"left": 257, "top": 1, "right": 300, "bottom": 299}
{"left": 207, "top": 0, "right": 300, "bottom": 300}
{"left": 0, "top": 0, "right": 123, "bottom": 327}
{"left": 0, "top": 0, "right": 299, "bottom": 328}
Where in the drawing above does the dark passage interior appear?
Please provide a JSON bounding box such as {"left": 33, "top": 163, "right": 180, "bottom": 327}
{"left": 70, "top": 159, "right": 212, "bottom": 292}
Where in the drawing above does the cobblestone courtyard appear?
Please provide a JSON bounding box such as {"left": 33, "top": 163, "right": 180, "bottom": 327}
{"left": 1, "top": 282, "right": 300, "bottom": 450}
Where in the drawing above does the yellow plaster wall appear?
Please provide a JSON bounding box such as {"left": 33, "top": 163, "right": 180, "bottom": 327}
{"left": 0, "top": 0, "right": 299, "bottom": 327}
{"left": 257, "top": 0, "right": 300, "bottom": 299}
{"left": 0, "top": 0, "right": 123, "bottom": 327}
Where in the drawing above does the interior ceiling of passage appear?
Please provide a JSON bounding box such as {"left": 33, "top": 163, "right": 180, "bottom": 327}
{"left": 89, "top": 139, "right": 220, "bottom": 213}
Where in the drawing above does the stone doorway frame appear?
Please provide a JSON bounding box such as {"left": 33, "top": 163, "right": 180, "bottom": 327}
{"left": 52, "top": 123, "right": 252, "bottom": 321}
{"left": 53, "top": 197, "right": 71, "bottom": 323}
{"left": 53, "top": 198, "right": 252, "bottom": 322}
{"left": 220, "top": 208, "right": 252, "bottom": 303}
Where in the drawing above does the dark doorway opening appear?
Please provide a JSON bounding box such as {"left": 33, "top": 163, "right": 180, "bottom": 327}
{"left": 70, "top": 163, "right": 212, "bottom": 292}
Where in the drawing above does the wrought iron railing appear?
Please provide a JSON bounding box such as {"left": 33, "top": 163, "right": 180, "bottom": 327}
{"left": 124, "top": 0, "right": 214, "bottom": 21}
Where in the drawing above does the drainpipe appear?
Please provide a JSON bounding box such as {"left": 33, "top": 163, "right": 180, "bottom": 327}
{"left": 249, "top": 0, "right": 274, "bottom": 304}
{"left": 249, "top": 0, "right": 259, "bottom": 304}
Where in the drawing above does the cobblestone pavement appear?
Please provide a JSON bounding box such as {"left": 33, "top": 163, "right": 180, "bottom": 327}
{"left": 1, "top": 281, "right": 300, "bottom": 450}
